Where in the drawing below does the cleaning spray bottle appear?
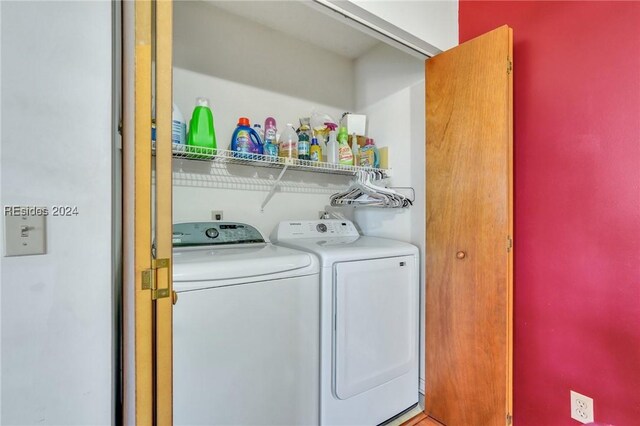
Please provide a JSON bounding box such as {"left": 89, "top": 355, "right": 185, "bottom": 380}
{"left": 325, "top": 123, "right": 339, "bottom": 164}
{"left": 337, "top": 126, "right": 353, "bottom": 166}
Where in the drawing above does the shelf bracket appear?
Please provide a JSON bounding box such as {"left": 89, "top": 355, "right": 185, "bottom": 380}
{"left": 260, "top": 164, "right": 289, "bottom": 212}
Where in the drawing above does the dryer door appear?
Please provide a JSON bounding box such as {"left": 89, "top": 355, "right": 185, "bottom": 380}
{"left": 334, "top": 255, "right": 418, "bottom": 400}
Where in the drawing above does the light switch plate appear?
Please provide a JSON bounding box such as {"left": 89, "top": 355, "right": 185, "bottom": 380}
{"left": 4, "top": 212, "right": 47, "bottom": 256}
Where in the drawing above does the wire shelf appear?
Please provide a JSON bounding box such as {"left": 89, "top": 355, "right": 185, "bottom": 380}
{"left": 170, "top": 144, "right": 390, "bottom": 177}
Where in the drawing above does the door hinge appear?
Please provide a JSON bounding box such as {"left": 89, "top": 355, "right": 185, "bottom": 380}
{"left": 507, "top": 413, "right": 513, "bottom": 425}
{"left": 507, "top": 59, "right": 513, "bottom": 74}
{"left": 141, "top": 269, "right": 154, "bottom": 290}
{"left": 507, "top": 236, "right": 513, "bottom": 252}
{"left": 153, "top": 288, "right": 170, "bottom": 300}
{"left": 141, "top": 258, "right": 171, "bottom": 299}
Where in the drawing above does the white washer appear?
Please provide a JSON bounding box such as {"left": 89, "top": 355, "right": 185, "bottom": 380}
{"left": 273, "top": 220, "right": 420, "bottom": 426}
{"left": 172, "top": 222, "right": 320, "bottom": 426}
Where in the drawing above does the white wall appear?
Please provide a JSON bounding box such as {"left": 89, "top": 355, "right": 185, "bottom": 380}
{"left": 1, "top": 1, "right": 113, "bottom": 424}
{"left": 172, "top": 157, "right": 354, "bottom": 238}
{"left": 174, "top": 1, "right": 355, "bottom": 114}
{"left": 173, "top": 1, "right": 358, "bottom": 234}
{"left": 352, "top": 43, "right": 427, "bottom": 392}
{"left": 173, "top": 68, "right": 347, "bottom": 158}
{"left": 349, "top": 0, "right": 458, "bottom": 51}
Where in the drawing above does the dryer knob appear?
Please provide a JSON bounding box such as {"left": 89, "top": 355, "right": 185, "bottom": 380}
{"left": 205, "top": 228, "right": 220, "bottom": 239}
{"left": 316, "top": 223, "right": 327, "bottom": 233}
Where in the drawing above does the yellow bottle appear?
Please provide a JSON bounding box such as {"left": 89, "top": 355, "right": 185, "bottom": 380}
{"left": 310, "top": 137, "right": 322, "bottom": 162}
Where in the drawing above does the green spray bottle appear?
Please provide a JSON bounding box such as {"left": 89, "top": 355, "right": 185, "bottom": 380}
{"left": 337, "top": 126, "right": 353, "bottom": 166}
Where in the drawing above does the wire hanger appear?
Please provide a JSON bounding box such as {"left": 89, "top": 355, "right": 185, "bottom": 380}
{"left": 330, "top": 170, "right": 413, "bottom": 208}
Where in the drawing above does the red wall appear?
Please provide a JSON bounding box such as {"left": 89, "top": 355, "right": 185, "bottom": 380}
{"left": 459, "top": 2, "right": 640, "bottom": 425}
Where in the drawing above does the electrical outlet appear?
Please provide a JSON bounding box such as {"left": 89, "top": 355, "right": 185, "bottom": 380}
{"left": 211, "top": 210, "right": 223, "bottom": 221}
{"left": 570, "top": 390, "right": 594, "bottom": 424}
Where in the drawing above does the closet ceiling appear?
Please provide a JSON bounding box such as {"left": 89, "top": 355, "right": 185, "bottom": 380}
{"left": 205, "top": 0, "right": 380, "bottom": 59}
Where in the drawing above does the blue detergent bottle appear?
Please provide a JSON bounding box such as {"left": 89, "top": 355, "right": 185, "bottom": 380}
{"left": 231, "top": 117, "right": 263, "bottom": 158}
{"left": 360, "top": 138, "right": 380, "bottom": 168}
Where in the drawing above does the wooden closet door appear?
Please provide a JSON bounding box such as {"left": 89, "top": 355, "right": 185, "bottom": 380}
{"left": 154, "top": 0, "right": 174, "bottom": 424}
{"left": 425, "top": 25, "right": 513, "bottom": 426}
{"left": 122, "top": 1, "right": 174, "bottom": 424}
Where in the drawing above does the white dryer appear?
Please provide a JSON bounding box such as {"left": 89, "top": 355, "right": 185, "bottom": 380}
{"left": 273, "top": 220, "right": 420, "bottom": 426}
{"left": 172, "top": 222, "right": 320, "bottom": 425}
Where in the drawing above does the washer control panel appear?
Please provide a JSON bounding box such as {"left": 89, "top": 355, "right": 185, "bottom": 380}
{"left": 172, "top": 222, "right": 265, "bottom": 246}
{"left": 274, "top": 220, "right": 359, "bottom": 239}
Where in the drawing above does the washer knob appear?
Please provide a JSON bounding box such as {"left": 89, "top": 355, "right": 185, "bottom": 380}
{"left": 205, "top": 228, "right": 219, "bottom": 239}
{"left": 316, "top": 223, "right": 327, "bottom": 233}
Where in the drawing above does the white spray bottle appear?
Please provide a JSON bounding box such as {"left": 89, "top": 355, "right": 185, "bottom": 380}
{"left": 325, "top": 122, "right": 339, "bottom": 164}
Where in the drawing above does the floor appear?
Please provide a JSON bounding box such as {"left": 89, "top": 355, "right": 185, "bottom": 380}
{"left": 384, "top": 394, "right": 443, "bottom": 426}
{"left": 385, "top": 404, "right": 424, "bottom": 426}
{"left": 399, "top": 412, "right": 444, "bottom": 426}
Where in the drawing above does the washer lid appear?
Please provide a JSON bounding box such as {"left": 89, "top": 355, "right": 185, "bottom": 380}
{"left": 273, "top": 236, "right": 418, "bottom": 266}
{"left": 173, "top": 243, "right": 315, "bottom": 284}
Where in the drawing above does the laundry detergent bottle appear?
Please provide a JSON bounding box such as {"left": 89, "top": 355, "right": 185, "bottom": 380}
{"left": 187, "top": 97, "right": 217, "bottom": 157}
{"left": 172, "top": 103, "right": 187, "bottom": 147}
{"left": 231, "top": 117, "right": 263, "bottom": 158}
{"left": 253, "top": 124, "right": 264, "bottom": 143}
{"left": 359, "top": 138, "right": 379, "bottom": 168}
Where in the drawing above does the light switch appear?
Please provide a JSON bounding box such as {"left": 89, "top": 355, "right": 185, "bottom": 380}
{"left": 4, "top": 212, "right": 47, "bottom": 256}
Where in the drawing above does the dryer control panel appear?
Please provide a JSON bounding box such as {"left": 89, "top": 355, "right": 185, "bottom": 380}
{"left": 173, "top": 222, "right": 265, "bottom": 246}
{"left": 274, "top": 220, "right": 359, "bottom": 239}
